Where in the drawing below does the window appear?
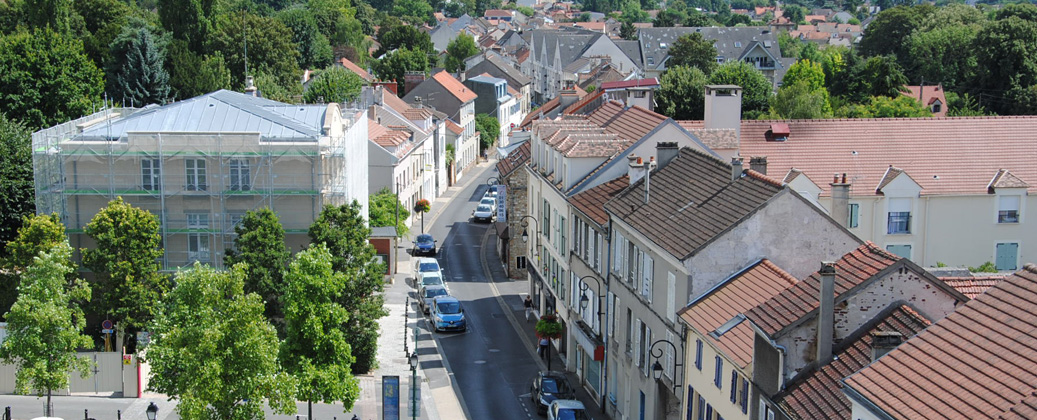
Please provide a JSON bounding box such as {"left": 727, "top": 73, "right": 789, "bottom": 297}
{"left": 848, "top": 203, "right": 859, "bottom": 228}
{"left": 714, "top": 356, "right": 723, "bottom": 388}
{"left": 667, "top": 272, "right": 676, "bottom": 323}
{"left": 887, "top": 198, "right": 911, "bottom": 234}
{"left": 641, "top": 254, "right": 653, "bottom": 302}
{"left": 517, "top": 256, "right": 527, "bottom": 269}
{"left": 187, "top": 213, "right": 208, "bottom": 228}
{"left": 706, "top": 405, "right": 713, "bottom": 420}
{"left": 229, "top": 159, "right": 251, "bottom": 191}
{"left": 186, "top": 159, "right": 207, "bottom": 191}
{"left": 886, "top": 244, "right": 912, "bottom": 259}
{"left": 559, "top": 216, "right": 566, "bottom": 254}
{"left": 698, "top": 396, "right": 706, "bottom": 420}
{"left": 142, "top": 159, "right": 161, "bottom": 190}
{"left": 996, "top": 242, "right": 1019, "bottom": 271}
{"left": 695, "top": 339, "right": 703, "bottom": 370}
{"left": 665, "top": 331, "right": 675, "bottom": 379}
{"left": 627, "top": 244, "right": 639, "bottom": 285}
{"left": 642, "top": 325, "right": 652, "bottom": 376}
{"left": 687, "top": 386, "right": 695, "bottom": 420}
{"left": 932, "top": 101, "right": 942, "bottom": 113}
{"left": 999, "top": 195, "right": 1020, "bottom": 223}
{"left": 633, "top": 319, "right": 642, "bottom": 366}
{"left": 740, "top": 378, "right": 749, "bottom": 413}
{"left": 730, "top": 371, "right": 738, "bottom": 403}
{"left": 608, "top": 293, "right": 616, "bottom": 338}
{"left": 542, "top": 199, "right": 550, "bottom": 237}
{"left": 626, "top": 308, "right": 633, "bottom": 354}
{"left": 187, "top": 214, "right": 210, "bottom": 263}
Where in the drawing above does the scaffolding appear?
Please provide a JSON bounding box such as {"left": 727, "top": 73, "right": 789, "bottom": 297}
{"left": 33, "top": 103, "right": 366, "bottom": 271}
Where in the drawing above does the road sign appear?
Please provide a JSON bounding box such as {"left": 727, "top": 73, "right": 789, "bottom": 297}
{"left": 383, "top": 376, "right": 400, "bottom": 420}
{"left": 101, "top": 329, "right": 114, "bottom": 334}
{"left": 101, "top": 320, "right": 113, "bottom": 330}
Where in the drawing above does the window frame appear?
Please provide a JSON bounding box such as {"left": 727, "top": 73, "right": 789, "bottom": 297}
{"left": 142, "top": 158, "right": 161, "bottom": 191}
{"left": 998, "top": 195, "right": 1021, "bottom": 224}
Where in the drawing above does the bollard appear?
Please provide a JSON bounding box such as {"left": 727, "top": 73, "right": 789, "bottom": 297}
{"left": 4, "top": 406, "right": 10, "bottom": 420}
{"left": 117, "top": 409, "right": 121, "bottom": 420}
{"left": 84, "top": 409, "right": 88, "bottom": 420}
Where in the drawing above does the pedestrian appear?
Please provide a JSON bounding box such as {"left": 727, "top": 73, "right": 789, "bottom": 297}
{"left": 524, "top": 295, "right": 533, "bottom": 322}
{"left": 538, "top": 337, "right": 550, "bottom": 360}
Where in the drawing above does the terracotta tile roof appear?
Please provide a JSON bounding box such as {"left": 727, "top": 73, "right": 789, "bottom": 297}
{"left": 403, "top": 108, "right": 433, "bottom": 120}
{"left": 588, "top": 103, "right": 668, "bottom": 142}
{"left": 746, "top": 242, "right": 902, "bottom": 337}
{"left": 844, "top": 264, "right": 1037, "bottom": 420}
{"left": 600, "top": 78, "right": 660, "bottom": 90}
{"left": 339, "top": 58, "right": 373, "bottom": 82}
{"left": 604, "top": 147, "right": 785, "bottom": 260}
{"left": 679, "top": 259, "right": 798, "bottom": 369}
{"left": 563, "top": 89, "right": 605, "bottom": 115}
{"left": 520, "top": 97, "right": 562, "bottom": 128}
{"left": 939, "top": 276, "right": 1004, "bottom": 299}
{"left": 507, "top": 85, "right": 519, "bottom": 96}
{"left": 775, "top": 305, "right": 932, "bottom": 420}
{"left": 676, "top": 121, "right": 740, "bottom": 150}
{"left": 368, "top": 119, "right": 388, "bottom": 139}
{"left": 738, "top": 117, "right": 1037, "bottom": 196}
{"left": 445, "top": 119, "right": 463, "bottom": 135}
{"left": 559, "top": 134, "right": 628, "bottom": 157}
{"left": 573, "top": 22, "right": 606, "bottom": 31}
{"left": 989, "top": 169, "right": 1030, "bottom": 191}
{"left": 484, "top": 9, "right": 512, "bottom": 17}
{"left": 902, "top": 85, "right": 948, "bottom": 117}
{"left": 1002, "top": 391, "right": 1037, "bottom": 420}
{"left": 432, "top": 70, "right": 478, "bottom": 103}
{"left": 875, "top": 165, "right": 905, "bottom": 193}
{"left": 570, "top": 175, "right": 629, "bottom": 225}
{"left": 496, "top": 140, "right": 530, "bottom": 177}
{"left": 783, "top": 168, "right": 804, "bottom": 183}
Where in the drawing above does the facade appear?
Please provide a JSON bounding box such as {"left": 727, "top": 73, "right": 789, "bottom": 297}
{"left": 464, "top": 74, "right": 521, "bottom": 146}
{"left": 32, "top": 90, "right": 369, "bottom": 269}
{"left": 404, "top": 71, "right": 479, "bottom": 181}
{"left": 526, "top": 28, "right": 641, "bottom": 104}
{"left": 637, "top": 27, "right": 790, "bottom": 89}
{"left": 366, "top": 88, "right": 437, "bottom": 226}
{"left": 496, "top": 141, "right": 531, "bottom": 279}
{"left": 466, "top": 53, "right": 533, "bottom": 117}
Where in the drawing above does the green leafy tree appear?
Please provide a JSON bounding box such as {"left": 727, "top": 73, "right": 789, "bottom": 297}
{"left": 278, "top": 6, "right": 334, "bottom": 70}
{"left": 946, "top": 92, "right": 987, "bottom": 117}
{"left": 81, "top": 197, "right": 168, "bottom": 341}
{"left": 147, "top": 264, "right": 297, "bottom": 420}
{"left": 2, "top": 214, "right": 69, "bottom": 319}
{"left": 156, "top": 0, "right": 217, "bottom": 53}
{"left": 517, "top": 6, "right": 534, "bottom": 17}
{"left": 72, "top": 0, "right": 135, "bottom": 68}
{"left": 445, "top": 33, "right": 479, "bottom": 73}
{"left": 0, "top": 114, "right": 34, "bottom": 259}
{"left": 392, "top": 0, "right": 434, "bottom": 25}
{"left": 224, "top": 208, "right": 292, "bottom": 335}
{"left": 858, "top": 5, "right": 934, "bottom": 61}
{"left": 768, "top": 81, "right": 832, "bottom": 119}
{"left": 21, "top": 0, "right": 73, "bottom": 34}
{"left": 667, "top": 32, "right": 718, "bottom": 75}
{"left": 374, "top": 24, "right": 434, "bottom": 59}
{"left": 255, "top": 71, "right": 303, "bottom": 103}
{"left": 905, "top": 26, "right": 978, "bottom": 91}
{"left": 308, "top": 202, "right": 388, "bottom": 374}
{"left": 684, "top": 10, "right": 718, "bottom": 27}
{"left": 994, "top": 3, "right": 1037, "bottom": 22}
{"left": 619, "top": 0, "right": 650, "bottom": 23}
{"left": 657, "top": 65, "right": 709, "bottom": 119}
{"left": 708, "top": 60, "right": 773, "bottom": 116}
{"left": 655, "top": 8, "right": 687, "bottom": 27}
{"left": 862, "top": 55, "right": 909, "bottom": 98}
{"left": 783, "top": 5, "right": 806, "bottom": 24}
{"left": 620, "top": 21, "right": 637, "bottom": 40}
{"left": 970, "top": 15, "right": 1037, "bottom": 115}
{"left": 0, "top": 28, "right": 103, "bottom": 129}
{"left": 836, "top": 95, "right": 931, "bottom": 118}
{"left": 106, "top": 23, "right": 171, "bottom": 107}
{"left": 165, "top": 40, "right": 232, "bottom": 99}
{"left": 303, "top": 66, "right": 364, "bottom": 104}
{"left": 778, "top": 59, "right": 832, "bottom": 115}
{"left": 369, "top": 187, "right": 410, "bottom": 237}
{"left": 475, "top": 113, "right": 500, "bottom": 152}
{"left": 0, "top": 242, "right": 92, "bottom": 417}
{"left": 211, "top": 12, "right": 302, "bottom": 91}
{"left": 371, "top": 47, "right": 430, "bottom": 93}
{"left": 280, "top": 244, "right": 361, "bottom": 419}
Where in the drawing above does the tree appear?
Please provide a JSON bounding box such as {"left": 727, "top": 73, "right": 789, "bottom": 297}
{"left": 445, "top": 33, "right": 479, "bottom": 73}
{"left": 165, "top": 40, "right": 232, "bottom": 99}
{"left": 858, "top": 5, "right": 934, "bottom": 61}
{"left": 905, "top": 26, "right": 978, "bottom": 91}
{"left": 303, "top": 66, "right": 364, "bottom": 104}
{"left": 783, "top": 5, "right": 806, "bottom": 24}
{"left": 106, "top": 23, "right": 171, "bottom": 107}
{"left": 836, "top": 95, "right": 931, "bottom": 118}
{"left": 374, "top": 24, "right": 434, "bottom": 59}
{"left": 72, "top": 0, "right": 135, "bottom": 69}
{"left": 308, "top": 202, "right": 388, "bottom": 374}
{"left": 657, "top": 65, "right": 709, "bottom": 119}
{"left": 210, "top": 12, "right": 301, "bottom": 91}
{"left": 278, "top": 6, "right": 334, "bottom": 70}
{"left": 369, "top": 187, "right": 410, "bottom": 237}
{"left": 371, "top": 47, "right": 430, "bottom": 93}
{"left": 224, "top": 208, "right": 291, "bottom": 335}
{"left": 157, "top": 0, "right": 216, "bottom": 54}
{"left": 654, "top": 8, "right": 686, "bottom": 27}
{"left": 475, "top": 113, "right": 500, "bottom": 152}
{"left": 620, "top": 21, "right": 637, "bottom": 40}
{"left": 0, "top": 28, "right": 104, "bottom": 129}
{"left": 619, "top": 0, "right": 650, "bottom": 23}
{"left": 0, "top": 114, "right": 34, "bottom": 259}
{"left": 0, "top": 242, "right": 92, "bottom": 417}
{"left": 280, "top": 244, "right": 361, "bottom": 419}
{"left": 708, "top": 61, "right": 773, "bottom": 116}
{"left": 2, "top": 214, "right": 69, "bottom": 320}
{"left": 147, "top": 264, "right": 297, "bottom": 420}
{"left": 21, "top": 0, "right": 73, "bottom": 34}
{"left": 862, "top": 55, "right": 909, "bottom": 98}
{"left": 81, "top": 197, "right": 168, "bottom": 342}
{"left": 778, "top": 59, "right": 832, "bottom": 115}
{"left": 970, "top": 16, "right": 1037, "bottom": 115}
{"left": 667, "top": 32, "right": 718, "bottom": 75}
{"left": 768, "top": 81, "right": 832, "bottom": 119}
{"left": 392, "top": 0, "right": 434, "bottom": 25}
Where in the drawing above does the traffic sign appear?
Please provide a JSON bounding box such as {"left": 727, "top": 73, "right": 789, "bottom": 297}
{"left": 101, "top": 320, "right": 113, "bottom": 330}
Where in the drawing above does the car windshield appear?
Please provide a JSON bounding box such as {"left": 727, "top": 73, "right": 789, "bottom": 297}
{"left": 419, "top": 262, "right": 439, "bottom": 272}
{"left": 542, "top": 378, "right": 569, "bottom": 394}
{"left": 555, "top": 409, "right": 587, "bottom": 420}
{"left": 424, "top": 288, "right": 448, "bottom": 299}
{"left": 481, "top": 198, "right": 495, "bottom": 206}
{"left": 417, "top": 235, "right": 434, "bottom": 244}
{"left": 422, "top": 275, "right": 443, "bottom": 286}
{"left": 436, "top": 301, "right": 461, "bottom": 314}
{"left": 477, "top": 205, "right": 492, "bottom": 212}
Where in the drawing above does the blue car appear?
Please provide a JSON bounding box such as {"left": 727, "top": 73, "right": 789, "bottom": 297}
{"left": 413, "top": 234, "right": 437, "bottom": 256}
{"left": 430, "top": 296, "right": 467, "bottom": 332}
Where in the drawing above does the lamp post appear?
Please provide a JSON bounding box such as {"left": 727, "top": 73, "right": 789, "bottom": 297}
{"left": 649, "top": 339, "right": 684, "bottom": 394}
{"left": 146, "top": 402, "right": 158, "bottom": 420}
{"left": 409, "top": 351, "right": 419, "bottom": 420}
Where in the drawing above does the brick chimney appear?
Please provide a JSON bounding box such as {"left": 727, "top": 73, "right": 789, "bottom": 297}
{"left": 830, "top": 173, "right": 851, "bottom": 228}
{"left": 656, "top": 142, "right": 679, "bottom": 169}
{"left": 404, "top": 71, "right": 426, "bottom": 96}
{"left": 817, "top": 262, "right": 836, "bottom": 364}
{"left": 749, "top": 156, "right": 768, "bottom": 175}
{"left": 731, "top": 157, "right": 744, "bottom": 181}
{"left": 704, "top": 85, "right": 742, "bottom": 139}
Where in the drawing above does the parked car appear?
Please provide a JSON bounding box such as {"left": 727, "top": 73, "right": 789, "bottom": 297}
{"left": 429, "top": 295, "right": 466, "bottom": 332}
{"left": 418, "top": 285, "right": 449, "bottom": 314}
{"left": 472, "top": 204, "right": 494, "bottom": 223}
{"left": 413, "top": 257, "right": 441, "bottom": 280}
{"left": 418, "top": 271, "right": 445, "bottom": 289}
{"left": 531, "top": 371, "right": 576, "bottom": 414}
{"left": 547, "top": 400, "right": 588, "bottom": 420}
{"left": 480, "top": 197, "right": 496, "bottom": 208}
{"left": 484, "top": 188, "right": 498, "bottom": 201}
{"left": 412, "top": 233, "right": 437, "bottom": 256}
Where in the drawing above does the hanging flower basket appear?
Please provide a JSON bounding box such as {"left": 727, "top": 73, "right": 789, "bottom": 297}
{"left": 535, "top": 314, "right": 563, "bottom": 339}
{"left": 414, "top": 199, "right": 431, "bottom": 214}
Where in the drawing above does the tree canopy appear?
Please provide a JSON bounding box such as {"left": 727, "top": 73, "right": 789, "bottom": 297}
{"left": 0, "top": 114, "right": 35, "bottom": 259}
{"left": 303, "top": 65, "right": 364, "bottom": 104}
{"left": 445, "top": 32, "right": 479, "bottom": 73}
{"left": 657, "top": 65, "right": 709, "bottom": 120}
{"left": 224, "top": 208, "right": 292, "bottom": 336}
{"left": 106, "top": 22, "right": 171, "bottom": 107}
{"left": 667, "top": 32, "right": 718, "bottom": 75}
{"left": 708, "top": 61, "right": 773, "bottom": 117}
{"left": 475, "top": 113, "right": 500, "bottom": 152}
{"left": 369, "top": 187, "right": 410, "bottom": 237}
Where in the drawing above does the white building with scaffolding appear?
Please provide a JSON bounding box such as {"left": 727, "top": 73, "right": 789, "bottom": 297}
{"left": 32, "top": 89, "right": 369, "bottom": 270}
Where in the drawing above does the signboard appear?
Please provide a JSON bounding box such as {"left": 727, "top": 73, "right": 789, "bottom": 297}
{"left": 102, "top": 320, "right": 113, "bottom": 330}
{"left": 382, "top": 375, "right": 400, "bottom": 420}
{"left": 136, "top": 331, "right": 151, "bottom": 348}
{"left": 496, "top": 185, "right": 507, "bottom": 222}
{"left": 122, "top": 355, "right": 133, "bottom": 365}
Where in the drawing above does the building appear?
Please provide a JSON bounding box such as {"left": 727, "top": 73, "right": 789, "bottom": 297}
{"left": 495, "top": 140, "right": 531, "bottom": 279}
{"left": 600, "top": 78, "right": 660, "bottom": 111}
{"left": 901, "top": 84, "right": 948, "bottom": 117}
{"left": 526, "top": 28, "right": 641, "bottom": 104}
{"left": 637, "top": 27, "right": 792, "bottom": 89}
{"left": 464, "top": 74, "right": 522, "bottom": 146}
{"left": 466, "top": 53, "right": 533, "bottom": 118}
{"left": 404, "top": 70, "right": 480, "bottom": 182}
{"left": 32, "top": 89, "right": 369, "bottom": 269}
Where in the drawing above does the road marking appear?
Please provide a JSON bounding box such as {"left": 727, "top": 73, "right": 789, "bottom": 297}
{"left": 473, "top": 360, "right": 487, "bottom": 364}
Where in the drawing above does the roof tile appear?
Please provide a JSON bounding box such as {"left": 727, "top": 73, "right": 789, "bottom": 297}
{"left": 570, "top": 175, "right": 629, "bottom": 225}
{"left": 432, "top": 71, "right": 478, "bottom": 103}
{"left": 497, "top": 141, "right": 531, "bottom": 177}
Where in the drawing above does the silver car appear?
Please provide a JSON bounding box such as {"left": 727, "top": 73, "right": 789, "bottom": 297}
{"left": 472, "top": 204, "right": 494, "bottom": 223}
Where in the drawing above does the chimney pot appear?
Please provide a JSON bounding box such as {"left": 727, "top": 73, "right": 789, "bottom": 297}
{"left": 749, "top": 156, "right": 768, "bottom": 175}
{"left": 731, "top": 158, "right": 744, "bottom": 181}
{"left": 817, "top": 262, "right": 836, "bottom": 364}
{"left": 830, "top": 175, "right": 852, "bottom": 228}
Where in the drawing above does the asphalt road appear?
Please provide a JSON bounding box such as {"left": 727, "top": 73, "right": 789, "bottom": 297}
{"left": 419, "top": 164, "right": 543, "bottom": 420}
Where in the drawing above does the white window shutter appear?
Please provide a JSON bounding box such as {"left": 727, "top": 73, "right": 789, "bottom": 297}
{"left": 633, "top": 319, "right": 642, "bottom": 367}
{"left": 667, "top": 272, "right": 676, "bottom": 323}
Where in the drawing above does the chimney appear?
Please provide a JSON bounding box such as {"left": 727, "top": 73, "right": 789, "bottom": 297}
{"left": 704, "top": 85, "right": 743, "bottom": 139}
{"left": 368, "top": 105, "right": 377, "bottom": 121}
{"left": 404, "top": 71, "right": 426, "bottom": 96}
{"left": 559, "top": 88, "right": 579, "bottom": 111}
{"left": 628, "top": 155, "right": 645, "bottom": 184}
{"left": 749, "top": 156, "right": 768, "bottom": 175}
{"left": 656, "top": 142, "right": 679, "bottom": 169}
{"left": 817, "top": 261, "right": 836, "bottom": 364}
{"left": 730, "top": 157, "right": 744, "bottom": 181}
{"left": 244, "top": 75, "right": 257, "bottom": 97}
{"left": 414, "top": 97, "right": 423, "bottom": 108}
{"left": 830, "top": 173, "right": 851, "bottom": 228}
{"left": 644, "top": 156, "right": 656, "bottom": 204}
{"left": 870, "top": 331, "right": 903, "bottom": 361}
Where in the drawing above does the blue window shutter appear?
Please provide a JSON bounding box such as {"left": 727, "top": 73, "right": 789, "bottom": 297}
{"left": 714, "top": 356, "right": 723, "bottom": 388}
{"left": 730, "top": 370, "right": 738, "bottom": 403}
{"left": 695, "top": 339, "right": 703, "bottom": 370}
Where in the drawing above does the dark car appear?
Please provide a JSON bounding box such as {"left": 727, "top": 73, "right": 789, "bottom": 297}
{"left": 412, "top": 234, "right": 437, "bottom": 256}
{"left": 531, "top": 371, "right": 576, "bottom": 414}
{"left": 430, "top": 296, "right": 466, "bottom": 332}
{"left": 418, "top": 285, "right": 448, "bottom": 314}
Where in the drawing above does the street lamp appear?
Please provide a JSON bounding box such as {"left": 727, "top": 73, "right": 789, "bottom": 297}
{"left": 146, "top": 402, "right": 158, "bottom": 420}
{"left": 409, "top": 351, "right": 419, "bottom": 420}
{"left": 577, "top": 275, "right": 605, "bottom": 315}
{"left": 649, "top": 339, "right": 684, "bottom": 394}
